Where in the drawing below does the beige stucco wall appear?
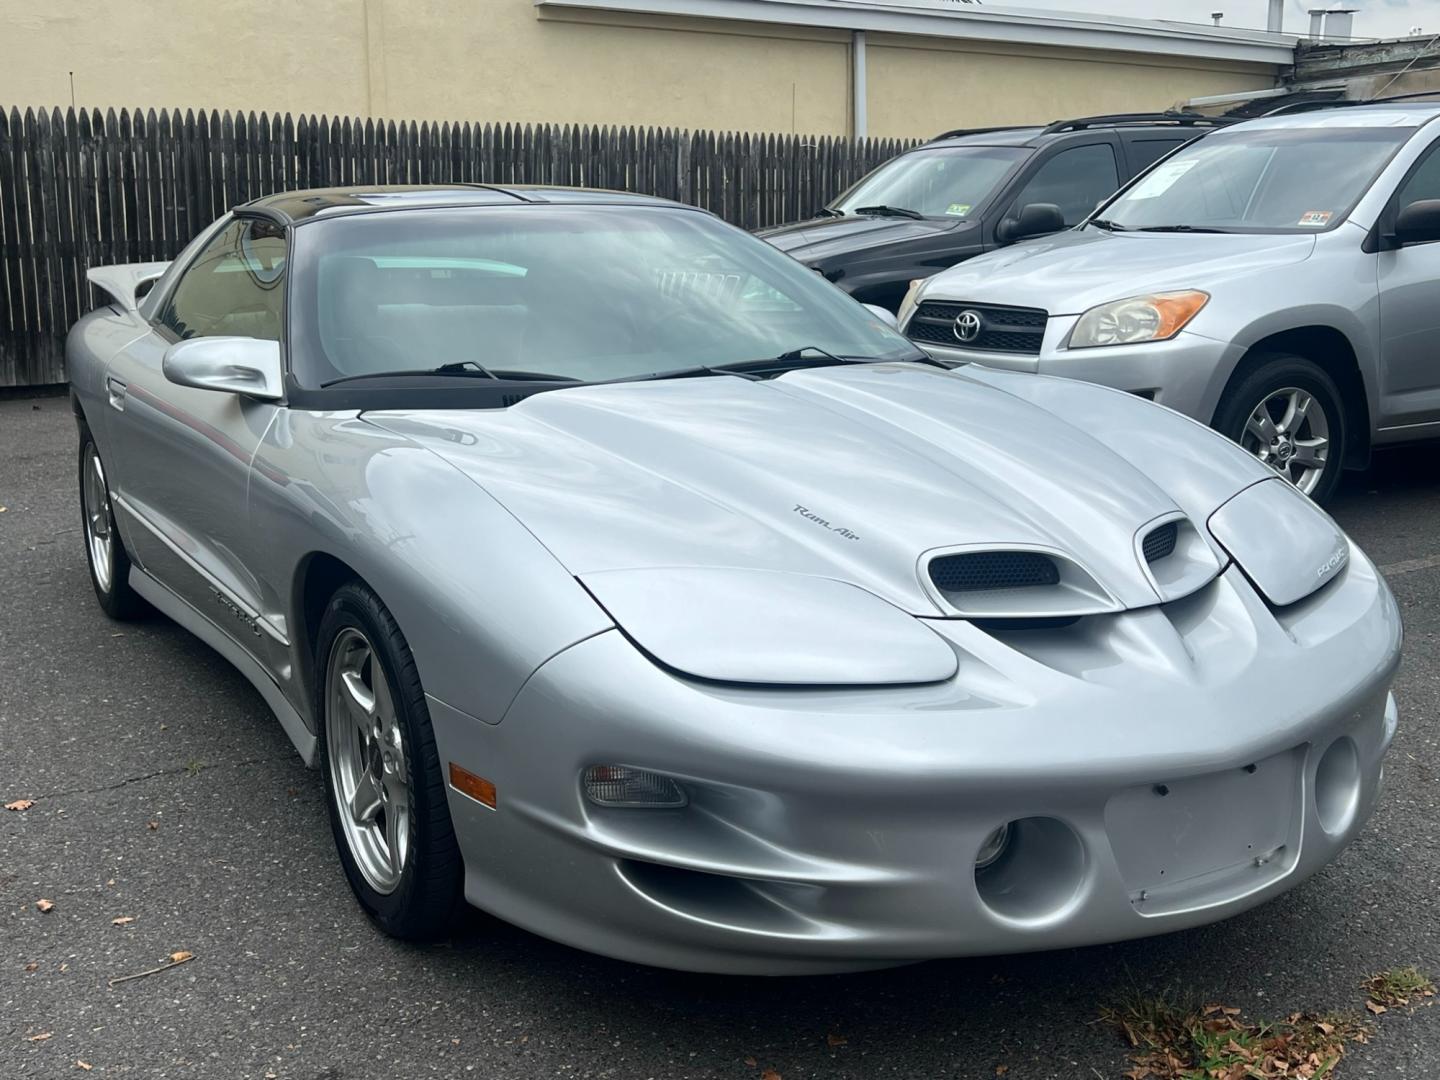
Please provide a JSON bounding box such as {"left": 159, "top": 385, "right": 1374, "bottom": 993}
{"left": 0, "top": 0, "right": 1278, "bottom": 138}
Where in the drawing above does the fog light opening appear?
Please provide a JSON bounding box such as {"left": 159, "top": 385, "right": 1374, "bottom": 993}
{"left": 582, "top": 765, "right": 687, "bottom": 809}
{"left": 974, "top": 823, "right": 1013, "bottom": 870}
{"left": 975, "top": 816, "right": 1086, "bottom": 926}
{"left": 1314, "top": 737, "right": 1361, "bottom": 836}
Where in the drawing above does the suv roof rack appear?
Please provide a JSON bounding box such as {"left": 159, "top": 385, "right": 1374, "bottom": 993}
{"left": 928, "top": 124, "right": 1038, "bottom": 142}
{"left": 1039, "top": 111, "right": 1237, "bottom": 134}
{"left": 1264, "top": 90, "right": 1440, "bottom": 116}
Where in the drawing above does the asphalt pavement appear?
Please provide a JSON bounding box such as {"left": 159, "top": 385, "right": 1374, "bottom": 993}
{"left": 2, "top": 392, "right": 1438, "bottom": 1080}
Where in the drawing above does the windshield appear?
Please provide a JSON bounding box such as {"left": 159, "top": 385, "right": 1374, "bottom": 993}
{"left": 288, "top": 205, "right": 920, "bottom": 389}
{"left": 1096, "top": 124, "right": 1415, "bottom": 234}
{"left": 831, "top": 146, "right": 1028, "bottom": 219}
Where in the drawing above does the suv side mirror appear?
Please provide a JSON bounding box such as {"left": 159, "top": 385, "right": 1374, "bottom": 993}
{"left": 862, "top": 303, "right": 899, "bottom": 328}
{"left": 998, "top": 202, "right": 1066, "bottom": 244}
{"left": 1394, "top": 199, "right": 1440, "bottom": 246}
{"left": 162, "top": 337, "right": 283, "bottom": 400}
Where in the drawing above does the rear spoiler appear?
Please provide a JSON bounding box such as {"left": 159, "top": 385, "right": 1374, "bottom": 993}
{"left": 86, "top": 262, "right": 170, "bottom": 314}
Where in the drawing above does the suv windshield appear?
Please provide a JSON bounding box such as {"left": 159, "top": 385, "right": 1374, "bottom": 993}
{"left": 1096, "top": 123, "right": 1416, "bottom": 234}
{"left": 831, "top": 146, "right": 1028, "bottom": 220}
{"left": 288, "top": 205, "right": 921, "bottom": 389}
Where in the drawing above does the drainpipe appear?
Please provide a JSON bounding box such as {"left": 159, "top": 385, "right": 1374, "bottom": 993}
{"left": 852, "top": 30, "right": 868, "bottom": 140}
{"left": 1266, "top": 0, "right": 1283, "bottom": 33}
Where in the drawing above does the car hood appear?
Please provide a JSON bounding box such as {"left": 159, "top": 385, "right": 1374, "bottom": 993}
{"left": 757, "top": 214, "right": 963, "bottom": 262}
{"left": 921, "top": 228, "right": 1316, "bottom": 315}
{"left": 364, "top": 363, "right": 1263, "bottom": 617}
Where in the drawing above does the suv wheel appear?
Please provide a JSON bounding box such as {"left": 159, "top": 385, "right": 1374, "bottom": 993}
{"left": 1214, "top": 354, "right": 1345, "bottom": 503}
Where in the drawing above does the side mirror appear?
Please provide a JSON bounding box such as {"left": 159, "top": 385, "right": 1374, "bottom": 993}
{"left": 162, "top": 337, "right": 283, "bottom": 400}
{"left": 862, "top": 303, "right": 899, "bottom": 328}
{"left": 1394, "top": 199, "right": 1440, "bottom": 246}
{"left": 998, "top": 202, "right": 1066, "bottom": 244}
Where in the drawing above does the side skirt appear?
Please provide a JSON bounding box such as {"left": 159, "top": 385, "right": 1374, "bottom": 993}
{"left": 130, "top": 567, "right": 319, "bottom": 767}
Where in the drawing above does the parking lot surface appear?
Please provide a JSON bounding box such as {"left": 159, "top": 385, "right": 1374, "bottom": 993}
{"left": 2, "top": 393, "right": 1437, "bottom": 1079}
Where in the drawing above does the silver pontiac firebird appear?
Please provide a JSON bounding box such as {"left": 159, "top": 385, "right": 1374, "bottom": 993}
{"left": 68, "top": 185, "right": 1401, "bottom": 975}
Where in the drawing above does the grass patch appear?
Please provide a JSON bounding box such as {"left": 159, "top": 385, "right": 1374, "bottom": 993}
{"left": 1362, "top": 966, "right": 1436, "bottom": 1013}
{"left": 1100, "top": 990, "right": 1370, "bottom": 1079}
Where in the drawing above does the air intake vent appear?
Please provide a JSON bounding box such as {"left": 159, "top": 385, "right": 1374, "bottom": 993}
{"left": 1141, "top": 522, "right": 1178, "bottom": 563}
{"left": 929, "top": 550, "right": 1060, "bottom": 594}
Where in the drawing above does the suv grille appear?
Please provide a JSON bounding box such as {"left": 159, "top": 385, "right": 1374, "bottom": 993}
{"left": 907, "top": 301, "right": 1048, "bottom": 355}
{"left": 1142, "top": 522, "right": 1179, "bottom": 564}
{"left": 929, "top": 551, "right": 1060, "bottom": 594}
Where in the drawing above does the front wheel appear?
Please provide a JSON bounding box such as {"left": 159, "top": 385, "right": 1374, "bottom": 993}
{"left": 316, "top": 582, "right": 464, "bottom": 940}
{"left": 1214, "top": 354, "right": 1345, "bottom": 504}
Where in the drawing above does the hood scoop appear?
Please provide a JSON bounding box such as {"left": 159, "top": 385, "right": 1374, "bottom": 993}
{"left": 920, "top": 546, "right": 1119, "bottom": 619}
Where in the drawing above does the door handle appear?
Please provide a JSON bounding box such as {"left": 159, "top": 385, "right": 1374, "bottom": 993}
{"left": 106, "top": 377, "right": 126, "bottom": 411}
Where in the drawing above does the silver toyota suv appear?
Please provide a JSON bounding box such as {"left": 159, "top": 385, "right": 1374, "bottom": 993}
{"left": 900, "top": 101, "right": 1440, "bottom": 503}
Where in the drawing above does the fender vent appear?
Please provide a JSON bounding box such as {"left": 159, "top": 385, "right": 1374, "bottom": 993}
{"left": 1142, "top": 522, "right": 1179, "bottom": 563}
{"left": 929, "top": 551, "right": 1060, "bottom": 593}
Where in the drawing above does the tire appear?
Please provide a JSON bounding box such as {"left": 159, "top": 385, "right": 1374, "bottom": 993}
{"left": 1213, "top": 353, "right": 1346, "bottom": 504}
{"left": 77, "top": 428, "right": 149, "bottom": 620}
{"left": 315, "top": 581, "right": 464, "bottom": 940}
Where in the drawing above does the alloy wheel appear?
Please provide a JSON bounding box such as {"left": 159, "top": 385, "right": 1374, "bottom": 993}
{"left": 82, "top": 444, "right": 115, "bottom": 593}
{"left": 326, "top": 628, "right": 411, "bottom": 894}
{"left": 1239, "top": 386, "right": 1330, "bottom": 496}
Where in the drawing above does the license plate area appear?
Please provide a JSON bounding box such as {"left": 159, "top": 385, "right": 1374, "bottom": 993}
{"left": 1104, "top": 748, "right": 1303, "bottom": 917}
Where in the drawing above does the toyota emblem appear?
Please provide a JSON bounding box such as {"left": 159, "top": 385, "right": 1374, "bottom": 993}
{"left": 953, "top": 310, "right": 984, "bottom": 343}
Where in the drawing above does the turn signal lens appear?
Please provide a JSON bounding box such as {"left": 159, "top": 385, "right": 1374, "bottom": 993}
{"left": 582, "top": 765, "right": 687, "bottom": 808}
{"left": 449, "top": 763, "right": 497, "bottom": 809}
{"left": 1069, "top": 290, "right": 1209, "bottom": 349}
{"left": 975, "top": 822, "right": 1013, "bottom": 870}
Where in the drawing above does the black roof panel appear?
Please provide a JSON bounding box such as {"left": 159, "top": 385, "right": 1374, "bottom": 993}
{"left": 235, "top": 183, "right": 687, "bottom": 223}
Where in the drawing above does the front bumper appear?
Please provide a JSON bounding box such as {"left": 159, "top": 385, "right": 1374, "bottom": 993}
{"left": 430, "top": 551, "right": 1401, "bottom": 974}
{"left": 914, "top": 322, "right": 1243, "bottom": 425}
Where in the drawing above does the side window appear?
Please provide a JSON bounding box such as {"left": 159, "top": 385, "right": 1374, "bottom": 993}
{"left": 1126, "top": 137, "right": 1187, "bottom": 173}
{"left": 156, "top": 220, "right": 287, "bottom": 341}
{"left": 1008, "top": 143, "right": 1121, "bottom": 227}
{"left": 1396, "top": 143, "right": 1440, "bottom": 210}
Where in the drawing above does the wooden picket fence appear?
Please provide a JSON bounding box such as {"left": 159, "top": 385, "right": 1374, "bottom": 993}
{"left": 0, "top": 105, "right": 917, "bottom": 388}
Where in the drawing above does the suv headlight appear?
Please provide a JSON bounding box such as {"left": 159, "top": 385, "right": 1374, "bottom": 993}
{"left": 1068, "top": 290, "right": 1209, "bottom": 349}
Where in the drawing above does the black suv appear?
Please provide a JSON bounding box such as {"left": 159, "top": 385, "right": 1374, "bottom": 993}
{"left": 757, "top": 113, "right": 1234, "bottom": 312}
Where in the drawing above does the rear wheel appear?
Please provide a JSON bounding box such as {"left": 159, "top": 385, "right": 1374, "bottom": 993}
{"left": 1214, "top": 354, "right": 1345, "bottom": 503}
{"left": 78, "top": 430, "right": 148, "bottom": 619}
{"left": 316, "top": 582, "right": 464, "bottom": 939}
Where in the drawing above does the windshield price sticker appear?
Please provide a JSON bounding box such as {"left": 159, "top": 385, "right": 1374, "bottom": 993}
{"left": 945, "top": 203, "right": 972, "bottom": 217}
{"left": 1128, "top": 158, "right": 1199, "bottom": 200}
{"left": 1298, "top": 210, "right": 1333, "bottom": 227}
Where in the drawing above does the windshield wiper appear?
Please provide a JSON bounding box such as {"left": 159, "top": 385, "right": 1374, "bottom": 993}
{"left": 633, "top": 345, "right": 944, "bottom": 383}
{"left": 813, "top": 207, "right": 844, "bottom": 219}
{"left": 1135, "top": 224, "right": 1232, "bottom": 234}
{"left": 321, "top": 364, "right": 580, "bottom": 388}
{"left": 1087, "top": 218, "right": 1129, "bottom": 232}
{"left": 853, "top": 204, "right": 925, "bottom": 221}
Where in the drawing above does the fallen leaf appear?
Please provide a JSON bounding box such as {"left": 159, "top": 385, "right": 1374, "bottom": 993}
{"left": 0, "top": 506, "right": 7, "bottom": 512}
{"left": 5, "top": 799, "right": 34, "bottom": 811}
{"left": 1316, "top": 1020, "right": 1335, "bottom": 1035}
{"left": 169, "top": 951, "right": 193, "bottom": 963}
{"left": 77, "top": 1062, "right": 92, "bottom": 1072}
{"left": 111, "top": 916, "right": 135, "bottom": 926}
{"left": 761, "top": 1070, "right": 782, "bottom": 1080}
{"left": 24, "top": 962, "right": 38, "bottom": 973}
{"left": 146, "top": 821, "right": 158, "bottom": 831}
{"left": 826, "top": 1033, "right": 847, "bottom": 1047}
{"left": 996, "top": 1067, "right": 1010, "bottom": 1076}
{"left": 27, "top": 1032, "right": 52, "bottom": 1042}
{"left": 743, "top": 1057, "right": 757, "bottom": 1067}
{"left": 1366, "top": 1000, "right": 1387, "bottom": 1016}
{"left": 35, "top": 899, "right": 54, "bottom": 913}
